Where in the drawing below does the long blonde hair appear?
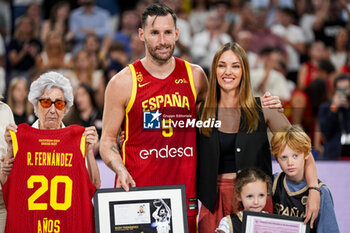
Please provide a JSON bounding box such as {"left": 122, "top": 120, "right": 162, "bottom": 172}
{"left": 200, "top": 42, "right": 259, "bottom": 136}
{"left": 7, "top": 77, "right": 33, "bottom": 116}
{"left": 14, "top": 16, "right": 36, "bottom": 41}
{"left": 44, "top": 31, "right": 65, "bottom": 55}
{"left": 74, "top": 50, "right": 94, "bottom": 86}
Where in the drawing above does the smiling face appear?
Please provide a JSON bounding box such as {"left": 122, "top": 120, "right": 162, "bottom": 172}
{"left": 216, "top": 50, "right": 242, "bottom": 93}
{"left": 37, "top": 87, "right": 67, "bottom": 129}
{"left": 139, "top": 14, "right": 178, "bottom": 64}
{"left": 238, "top": 180, "right": 268, "bottom": 212}
{"left": 277, "top": 145, "right": 307, "bottom": 182}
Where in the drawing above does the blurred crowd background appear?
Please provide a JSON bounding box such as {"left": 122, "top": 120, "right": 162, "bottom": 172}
{"left": 1, "top": 0, "right": 350, "bottom": 160}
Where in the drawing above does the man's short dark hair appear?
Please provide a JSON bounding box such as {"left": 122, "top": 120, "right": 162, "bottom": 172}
{"left": 334, "top": 74, "right": 350, "bottom": 89}
{"left": 141, "top": 3, "right": 177, "bottom": 28}
{"left": 279, "top": 7, "right": 296, "bottom": 18}
{"left": 318, "top": 59, "right": 335, "bottom": 74}
{"left": 259, "top": 46, "right": 282, "bottom": 56}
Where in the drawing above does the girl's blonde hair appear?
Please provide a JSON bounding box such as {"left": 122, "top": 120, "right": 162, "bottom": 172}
{"left": 271, "top": 125, "right": 311, "bottom": 160}
{"left": 200, "top": 42, "right": 259, "bottom": 136}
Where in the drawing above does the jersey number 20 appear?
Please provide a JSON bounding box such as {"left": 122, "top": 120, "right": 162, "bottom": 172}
{"left": 27, "top": 175, "right": 72, "bottom": 211}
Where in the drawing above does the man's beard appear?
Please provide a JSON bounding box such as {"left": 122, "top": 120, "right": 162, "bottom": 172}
{"left": 146, "top": 42, "right": 175, "bottom": 63}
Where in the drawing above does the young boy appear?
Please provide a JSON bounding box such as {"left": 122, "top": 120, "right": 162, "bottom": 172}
{"left": 271, "top": 125, "right": 340, "bottom": 233}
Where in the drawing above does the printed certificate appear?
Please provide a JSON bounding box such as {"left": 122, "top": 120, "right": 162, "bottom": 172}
{"left": 242, "top": 211, "right": 309, "bottom": 233}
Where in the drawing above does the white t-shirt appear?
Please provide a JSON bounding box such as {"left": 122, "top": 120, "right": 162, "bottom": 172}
{"left": 250, "top": 68, "right": 291, "bottom": 101}
{"left": 271, "top": 24, "right": 306, "bottom": 71}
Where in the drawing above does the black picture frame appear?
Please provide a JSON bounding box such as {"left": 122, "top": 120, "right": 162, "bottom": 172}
{"left": 94, "top": 185, "right": 188, "bottom": 233}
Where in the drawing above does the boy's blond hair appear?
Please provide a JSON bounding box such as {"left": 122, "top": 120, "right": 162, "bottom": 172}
{"left": 271, "top": 125, "right": 311, "bottom": 160}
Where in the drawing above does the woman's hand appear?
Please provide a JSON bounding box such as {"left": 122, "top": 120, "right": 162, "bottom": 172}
{"left": 84, "top": 126, "right": 98, "bottom": 151}
{"left": 118, "top": 130, "right": 125, "bottom": 146}
{"left": 1, "top": 157, "right": 14, "bottom": 175}
{"left": 4, "top": 123, "right": 18, "bottom": 146}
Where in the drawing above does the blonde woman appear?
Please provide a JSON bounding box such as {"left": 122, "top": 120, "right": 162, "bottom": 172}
{"left": 7, "top": 77, "right": 35, "bottom": 125}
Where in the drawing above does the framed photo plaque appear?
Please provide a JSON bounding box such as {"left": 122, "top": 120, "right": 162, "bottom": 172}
{"left": 242, "top": 211, "right": 310, "bottom": 233}
{"left": 94, "top": 185, "right": 188, "bottom": 233}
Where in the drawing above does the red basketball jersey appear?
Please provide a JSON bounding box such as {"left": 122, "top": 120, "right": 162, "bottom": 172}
{"left": 121, "top": 57, "right": 197, "bottom": 216}
{"left": 2, "top": 123, "right": 96, "bottom": 233}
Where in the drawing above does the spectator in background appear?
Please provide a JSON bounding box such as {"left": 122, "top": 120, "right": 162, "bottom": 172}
{"left": 7, "top": 77, "right": 35, "bottom": 125}
{"left": 250, "top": 47, "right": 291, "bottom": 102}
{"left": 271, "top": 7, "right": 306, "bottom": 84}
{"left": 162, "top": 0, "right": 192, "bottom": 57}
{"left": 336, "top": 43, "right": 350, "bottom": 76}
{"left": 191, "top": 10, "right": 232, "bottom": 74}
{"left": 42, "top": 0, "right": 78, "bottom": 20}
{"left": 12, "top": 0, "right": 40, "bottom": 25}
{"left": 112, "top": 9, "right": 140, "bottom": 56}
{"left": 0, "top": 34, "right": 5, "bottom": 93}
{"left": 35, "top": 30, "right": 72, "bottom": 71}
{"left": 297, "top": 41, "right": 327, "bottom": 91}
{"left": 189, "top": 0, "right": 210, "bottom": 34}
{"left": 226, "top": 0, "right": 245, "bottom": 34}
{"left": 313, "top": 0, "right": 350, "bottom": 48}
{"left": 286, "top": 77, "right": 329, "bottom": 156}
{"left": 105, "top": 42, "right": 128, "bottom": 81}
{"left": 330, "top": 27, "right": 349, "bottom": 70}
{"left": 314, "top": 59, "right": 336, "bottom": 88}
{"left": 0, "top": 34, "right": 6, "bottom": 76}
{"left": 264, "top": 0, "right": 295, "bottom": 27}
{"left": 96, "top": 0, "right": 120, "bottom": 35}
{"left": 129, "top": 32, "right": 145, "bottom": 63}
{"left": 84, "top": 33, "right": 105, "bottom": 70}
{"left": 25, "top": 2, "right": 42, "bottom": 38}
{"left": 0, "top": 0, "right": 12, "bottom": 42}
{"left": 211, "top": 0, "right": 232, "bottom": 36}
{"left": 299, "top": 0, "right": 322, "bottom": 44}
{"left": 236, "top": 6, "right": 286, "bottom": 57}
{"left": 63, "top": 83, "right": 102, "bottom": 158}
{"left": 8, "top": 16, "right": 42, "bottom": 80}
{"left": 0, "top": 62, "right": 5, "bottom": 98}
{"left": 69, "top": 0, "right": 110, "bottom": 54}
{"left": 319, "top": 74, "right": 350, "bottom": 160}
{"left": 64, "top": 50, "right": 105, "bottom": 109}
{"left": 236, "top": 30, "right": 259, "bottom": 70}
{"left": 40, "top": 1, "right": 73, "bottom": 49}
{"left": 290, "top": 59, "right": 335, "bottom": 126}
{"left": 135, "top": 0, "right": 153, "bottom": 19}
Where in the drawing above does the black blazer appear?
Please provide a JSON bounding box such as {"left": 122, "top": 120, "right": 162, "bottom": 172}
{"left": 197, "top": 98, "right": 272, "bottom": 212}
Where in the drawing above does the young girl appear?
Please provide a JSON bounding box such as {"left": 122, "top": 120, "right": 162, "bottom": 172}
{"left": 216, "top": 168, "right": 272, "bottom": 233}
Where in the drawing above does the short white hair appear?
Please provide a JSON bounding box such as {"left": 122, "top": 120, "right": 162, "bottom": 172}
{"left": 28, "top": 72, "right": 74, "bottom": 114}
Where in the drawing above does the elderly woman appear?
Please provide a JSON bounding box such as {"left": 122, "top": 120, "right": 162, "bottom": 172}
{"left": 1, "top": 71, "right": 100, "bottom": 232}
{"left": 2, "top": 71, "right": 100, "bottom": 187}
